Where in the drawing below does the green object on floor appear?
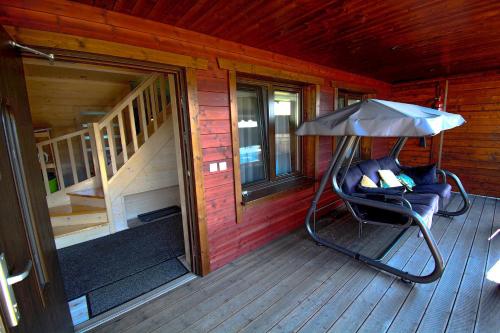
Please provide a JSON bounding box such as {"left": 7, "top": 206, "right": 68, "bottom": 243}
{"left": 49, "top": 177, "right": 58, "bottom": 193}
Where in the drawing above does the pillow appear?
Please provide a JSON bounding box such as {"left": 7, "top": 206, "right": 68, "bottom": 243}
{"left": 397, "top": 173, "right": 416, "bottom": 191}
{"left": 360, "top": 175, "right": 378, "bottom": 188}
{"left": 403, "top": 164, "right": 436, "bottom": 185}
{"left": 378, "top": 169, "right": 403, "bottom": 188}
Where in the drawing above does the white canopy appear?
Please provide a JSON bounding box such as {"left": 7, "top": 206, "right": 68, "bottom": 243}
{"left": 296, "top": 99, "right": 465, "bottom": 137}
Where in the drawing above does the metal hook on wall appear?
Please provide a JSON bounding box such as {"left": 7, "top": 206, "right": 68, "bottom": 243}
{"left": 8, "top": 41, "right": 55, "bottom": 63}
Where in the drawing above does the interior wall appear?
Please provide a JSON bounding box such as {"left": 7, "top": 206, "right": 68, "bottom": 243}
{"left": 124, "top": 186, "right": 180, "bottom": 221}
{"left": 1, "top": 0, "right": 392, "bottom": 272}
{"left": 375, "top": 71, "right": 500, "bottom": 198}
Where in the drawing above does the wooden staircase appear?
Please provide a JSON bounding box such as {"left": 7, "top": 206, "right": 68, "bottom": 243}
{"left": 50, "top": 188, "right": 109, "bottom": 249}
{"left": 37, "top": 72, "right": 179, "bottom": 248}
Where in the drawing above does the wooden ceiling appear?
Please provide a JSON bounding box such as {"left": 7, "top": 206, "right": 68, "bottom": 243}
{"left": 24, "top": 58, "right": 146, "bottom": 134}
{"left": 71, "top": 0, "right": 500, "bottom": 83}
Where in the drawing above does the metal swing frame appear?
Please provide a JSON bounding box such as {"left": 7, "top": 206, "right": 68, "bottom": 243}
{"left": 305, "top": 136, "right": 471, "bottom": 284}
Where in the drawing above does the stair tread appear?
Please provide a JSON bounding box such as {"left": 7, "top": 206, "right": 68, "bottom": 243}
{"left": 49, "top": 204, "right": 106, "bottom": 217}
{"left": 53, "top": 222, "right": 108, "bottom": 238}
{"left": 68, "top": 188, "right": 105, "bottom": 198}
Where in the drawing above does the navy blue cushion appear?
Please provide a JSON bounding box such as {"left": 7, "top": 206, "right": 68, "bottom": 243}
{"left": 357, "top": 186, "right": 406, "bottom": 196}
{"left": 342, "top": 165, "right": 363, "bottom": 195}
{"left": 377, "top": 157, "right": 401, "bottom": 174}
{"left": 405, "top": 193, "right": 440, "bottom": 213}
{"left": 357, "top": 159, "right": 381, "bottom": 185}
{"left": 413, "top": 183, "right": 452, "bottom": 199}
{"left": 402, "top": 164, "right": 436, "bottom": 185}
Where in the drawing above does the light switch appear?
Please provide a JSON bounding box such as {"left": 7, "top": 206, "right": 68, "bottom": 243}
{"left": 209, "top": 163, "right": 218, "bottom": 172}
{"left": 219, "top": 161, "right": 227, "bottom": 171}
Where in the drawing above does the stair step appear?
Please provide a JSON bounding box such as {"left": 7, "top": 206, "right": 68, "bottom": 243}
{"left": 53, "top": 223, "right": 110, "bottom": 249}
{"left": 49, "top": 204, "right": 106, "bottom": 217}
{"left": 68, "top": 188, "right": 105, "bottom": 198}
{"left": 49, "top": 204, "right": 107, "bottom": 227}
{"left": 68, "top": 188, "right": 105, "bottom": 208}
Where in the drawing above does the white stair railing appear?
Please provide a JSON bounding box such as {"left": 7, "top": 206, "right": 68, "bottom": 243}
{"left": 37, "top": 72, "right": 175, "bottom": 195}
{"left": 37, "top": 128, "right": 96, "bottom": 194}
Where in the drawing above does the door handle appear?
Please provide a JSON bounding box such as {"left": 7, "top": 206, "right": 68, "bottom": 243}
{"left": 0, "top": 253, "right": 33, "bottom": 327}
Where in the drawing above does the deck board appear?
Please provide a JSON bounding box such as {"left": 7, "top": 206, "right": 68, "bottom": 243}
{"left": 92, "top": 195, "right": 499, "bottom": 333}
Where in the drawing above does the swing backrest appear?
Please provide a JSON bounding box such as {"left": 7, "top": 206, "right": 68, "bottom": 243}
{"left": 341, "top": 157, "right": 401, "bottom": 195}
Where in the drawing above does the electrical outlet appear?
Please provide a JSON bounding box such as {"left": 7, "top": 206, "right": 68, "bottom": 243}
{"left": 209, "top": 163, "right": 218, "bottom": 172}
{"left": 219, "top": 161, "right": 227, "bottom": 171}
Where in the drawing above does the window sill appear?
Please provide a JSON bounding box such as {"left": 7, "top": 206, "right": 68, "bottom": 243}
{"left": 241, "top": 176, "right": 314, "bottom": 206}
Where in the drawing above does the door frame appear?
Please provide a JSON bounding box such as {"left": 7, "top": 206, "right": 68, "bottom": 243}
{"left": 17, "top": 46, "right": 208, "bottom": 276}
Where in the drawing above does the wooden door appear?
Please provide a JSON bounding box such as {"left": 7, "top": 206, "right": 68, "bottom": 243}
{"left": 0, "top": 27, "right": 72, "bottom": 332}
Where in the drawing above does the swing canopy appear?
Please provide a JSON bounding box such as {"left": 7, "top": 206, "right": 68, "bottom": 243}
{"left": 296, "top": 99, "right": 465, "bottom": 137}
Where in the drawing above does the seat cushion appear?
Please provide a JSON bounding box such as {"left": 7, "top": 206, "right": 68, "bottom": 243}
{"left": 405, "top": 193, "right": 440, "bottom": 214}
{"left": 405, "top": 193, "right": 440, "bottom": 230}
{"left": 413, "top": 183, "right": 452, "bottom": 200}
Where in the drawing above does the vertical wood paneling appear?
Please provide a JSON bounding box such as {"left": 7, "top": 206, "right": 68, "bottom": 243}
{"left": 389, "top": 72, "right": 500, "bottom": 197}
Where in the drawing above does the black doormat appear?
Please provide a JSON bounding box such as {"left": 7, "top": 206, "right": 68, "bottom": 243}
{"left": 138, "top": 205, "right": 182, "bottom": 222}
{"left": 57, "top": 213, "right": 187, "bottom": 317}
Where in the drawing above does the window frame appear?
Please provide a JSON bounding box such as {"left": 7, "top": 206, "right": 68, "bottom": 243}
{"left": 236, "top": 77, "right": 305, "bottom": 200}
{"left": 336, "top": 89, "right": 365, "bottom": 162}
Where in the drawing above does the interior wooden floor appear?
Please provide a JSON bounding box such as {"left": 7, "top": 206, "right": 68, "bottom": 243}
{"left": 92, "top": 194, "right": 499, "bottom": 333}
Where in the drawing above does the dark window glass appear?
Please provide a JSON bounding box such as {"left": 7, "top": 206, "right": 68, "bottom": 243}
{"left": 236, "top": 81, "right": 303, "bottom": 193}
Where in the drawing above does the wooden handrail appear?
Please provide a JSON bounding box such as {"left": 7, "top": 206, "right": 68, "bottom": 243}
{"left": 36, "top": 128, "right": 88, "bottom": 147}
{"left": 98, "top": 73, "right": 160, "bottom": 129}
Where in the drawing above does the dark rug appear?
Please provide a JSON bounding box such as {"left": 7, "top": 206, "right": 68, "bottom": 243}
{"left": 58, "top": 213, "right": 187, "bottom": 317}
{"left": 315, "top": 208, "right": 412, "bottom": 260}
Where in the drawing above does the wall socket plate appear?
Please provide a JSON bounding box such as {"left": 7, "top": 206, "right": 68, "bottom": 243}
{"left": 219, "top": 161, "right": 227, "bottom": 171}
{"left": 209, "top": 163, "right": 218, "bottom": 172}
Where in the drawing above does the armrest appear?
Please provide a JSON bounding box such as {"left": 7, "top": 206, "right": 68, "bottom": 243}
{"left": 435, "top": 168, "right": 447, "bottom": 184}
{"left": 435, "top": 168, "right": 471, "bottom": 216}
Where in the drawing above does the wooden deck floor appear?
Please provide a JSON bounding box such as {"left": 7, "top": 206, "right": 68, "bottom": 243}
{"left": 93, "top": 194, "right": 499, "bottom": 333}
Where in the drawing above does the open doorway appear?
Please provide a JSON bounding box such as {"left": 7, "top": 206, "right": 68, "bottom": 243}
{"left": 23, "top": 56, "right": 197, "bottom": 325}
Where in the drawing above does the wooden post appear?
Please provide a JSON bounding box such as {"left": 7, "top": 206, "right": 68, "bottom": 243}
{"left": 106, "top": 122, "right": 118, "bottom": 175}
{"left": 92, "top": 122, "right": 115, "bottom": 233}
{"left": 88, "top": 123, "right": 101, "bottom": 181}
{"left": 67, "top": 138, "right": 78, "bottom": 184}
{"left": 52, "top": 141, "right": 65, "bottom": 190}
{"left": 128, "top": 102, "right": 139, "bottom": 152}
{"left": 150, "top": 84, "right": 158, "bottom": 131}
{"left": 437, "top": 79, "right": 449, "bottom": 169}
{"left": 117, "top": 111, "right": 128, "bottom": 163}
{"left": 80, "top": 133, "right": 91, "bottom": 179}
{"left": 139, "top": 93, "right": 149, "bottom": 141}
{"left": 37, "top": 144, "right": 50, "bottom": 194}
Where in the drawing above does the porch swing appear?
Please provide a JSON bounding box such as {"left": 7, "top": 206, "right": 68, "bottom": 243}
{"left": 297, "top": 99, "right": 471, "bottom": 284}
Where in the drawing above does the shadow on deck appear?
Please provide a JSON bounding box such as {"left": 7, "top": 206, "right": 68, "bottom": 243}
{"left": 93, "top": 194, "right": 499, "bottom": 333}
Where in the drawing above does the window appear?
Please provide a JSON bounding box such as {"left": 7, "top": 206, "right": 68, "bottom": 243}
{"left": 337, "top": 90, "right": 364, "bottom": 161}
{"left": 237, "top": 79, "right": 303, "bottom": 200}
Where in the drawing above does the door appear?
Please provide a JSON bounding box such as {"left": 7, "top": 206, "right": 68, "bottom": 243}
{"left": 0, "top": 27, "right": 72, "bottom": 332}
